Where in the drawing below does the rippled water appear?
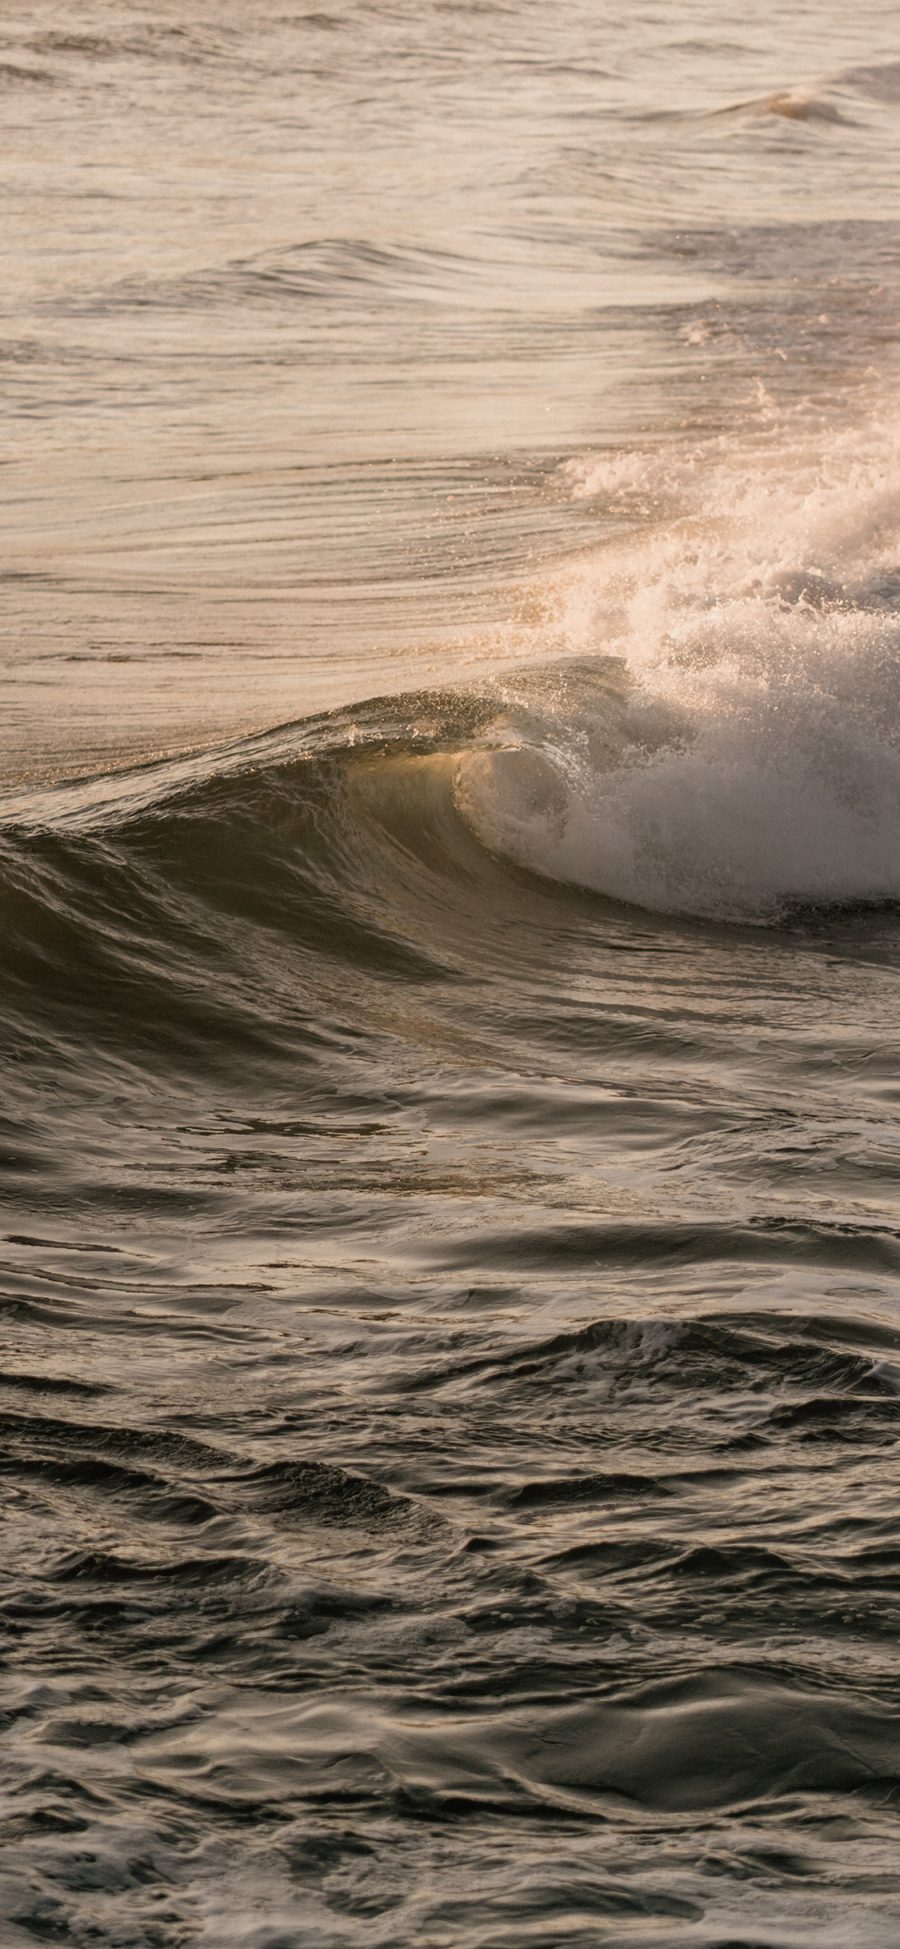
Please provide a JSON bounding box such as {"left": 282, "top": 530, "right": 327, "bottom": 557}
{"left": 3, "top": 3, "right": 900, "bottom": 1944}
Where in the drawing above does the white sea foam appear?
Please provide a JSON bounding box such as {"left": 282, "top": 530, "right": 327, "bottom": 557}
{"left": 457, "top": 404, "right": 900, "bottom": 921}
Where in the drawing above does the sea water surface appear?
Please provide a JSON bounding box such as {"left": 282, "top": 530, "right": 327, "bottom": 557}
{"left": 3, "top": 3, "right": 900, "bottom": 1944}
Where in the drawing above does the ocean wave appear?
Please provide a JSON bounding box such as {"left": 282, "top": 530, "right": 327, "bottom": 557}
{"left": 57, "top": 237, "right": 498, "bottom": 318}
{"left": 712, "top": 86, "right": 850, "bottom": 125}
{"left": 0, "top": 648, "right": 896, "bottom": 1083}
{"left": 0, "top": 400, "right": 898, "bottom": 1101}
{"left": 839, "top": 56, "right": 900, "bottom": 104}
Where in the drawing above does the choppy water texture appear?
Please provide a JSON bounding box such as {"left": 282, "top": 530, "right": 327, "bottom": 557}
{"left": 3, "top": 3, "right": 900, "bottom": 1944}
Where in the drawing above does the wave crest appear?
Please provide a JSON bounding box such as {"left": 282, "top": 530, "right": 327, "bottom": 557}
{"left": 455, "top": 407, "right": 900, "bottom": 921}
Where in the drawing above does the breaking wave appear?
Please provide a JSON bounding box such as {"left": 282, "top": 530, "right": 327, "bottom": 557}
{"left": 3, "top": 397, "right": 900, "bottom": 1098}
{"left": 456, "top": 401, "right": 900, "bottom": 921}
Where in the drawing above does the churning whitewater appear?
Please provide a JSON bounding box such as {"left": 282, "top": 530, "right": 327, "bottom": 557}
{"left": 459, "top": 404, "right": 900, "bottom": 921}
{"left": 3, "top": 3, "right": 900, "bottom": 1946}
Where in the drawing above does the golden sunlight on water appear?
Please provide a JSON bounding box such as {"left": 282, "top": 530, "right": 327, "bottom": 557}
{"left": 2, "top": 4, "right": 900, "bottom": 1946}
{"left": 6, "top": 0, "right": 898, "bottom": 780}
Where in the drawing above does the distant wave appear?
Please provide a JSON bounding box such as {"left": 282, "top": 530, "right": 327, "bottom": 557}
{"left": 837, "top": 56, "right": 900, "bottom": 103}
{"left": 51, "top": 236, "right": 502, "bottom": 319}
{"left": 711, "top": 86, "right": 849, "bottom": 125}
